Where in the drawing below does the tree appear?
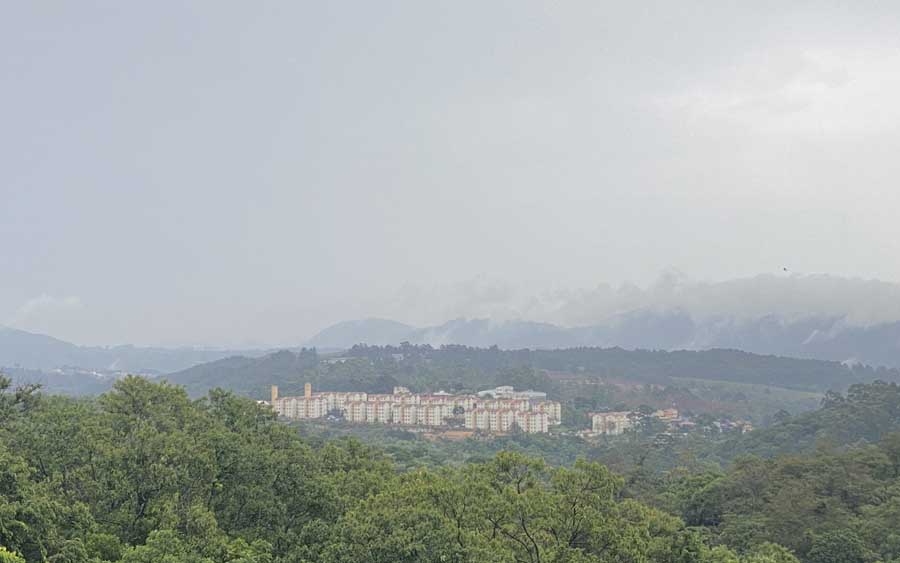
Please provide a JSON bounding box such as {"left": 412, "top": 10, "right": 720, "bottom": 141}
{"left": 743, "top": 542, "right": 800, "bottom": 563}
{"left": 806, "top": 530, "right": 867, "bottom": 563}
{"left": 120, "top": 530, "right": 211, "bottom": 563}
{"left": 0, "top": 374, "right": 40, "bottom": 428}
{"left": 0, "top": 547, "right": 25, "bottom": 563}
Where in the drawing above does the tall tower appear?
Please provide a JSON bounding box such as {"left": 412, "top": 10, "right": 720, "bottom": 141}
{"left": 304, "top": 382, "right": 312, "bottom": 398}
{"left": 271, "top": 385, "right": 279, "bottom": 404}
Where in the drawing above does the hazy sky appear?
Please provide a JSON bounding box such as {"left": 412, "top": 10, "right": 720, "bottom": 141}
{"left": 3, "top": 2, "right": 900, "bottom": 347}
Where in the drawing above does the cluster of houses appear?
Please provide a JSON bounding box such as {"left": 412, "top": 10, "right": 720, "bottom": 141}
{"left": 264, "top": 384, "right": 562, "bottom": 434}
{"left": 584, "top": 408, "right": 753, "bottom": 437}
{"left": 585, "top": 409, "right": 679, "bottom": 436}
{"left": 263, "top": 384, "right": 752, "bottom": 437}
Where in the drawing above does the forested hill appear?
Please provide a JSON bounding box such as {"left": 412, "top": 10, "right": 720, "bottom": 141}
{"left": 348, "top": 344, "right": 898, "bottom": 391}
{"left": 165, "top": 344, "right": 900, "bottom": 398}
{"left": 714, "top": 379, "right": 900, "bottom": 459}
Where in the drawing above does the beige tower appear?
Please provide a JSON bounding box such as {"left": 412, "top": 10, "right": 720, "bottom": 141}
{"left": 304, "top": 382, "right": 312, "bottom": 398}
{"left": 271, "top": 385, "right": 279, "bottom": 404}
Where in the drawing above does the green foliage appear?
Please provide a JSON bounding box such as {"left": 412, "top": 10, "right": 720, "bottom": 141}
{"left": 0, "top": 373, "right": 40, "bottom": 428}
{"left": 0, "top": 548, "right": 25, "bottom": 563}
{"left": 5, "top": 375, "right": 898, "bottom": 563}
{"left": 0, "top": 377, "right": 394, "bottom": 562}
{"left": 647, "top": 431, "right": 900, "bottom": 562}
{"left": 742, "top": 543, "right": 800, "bottom": 563}
{"left": 322, "top": 452, "right": 710, "bottom": 563}
{"left": 718, "top": 380, "right": 900, "bottom": 458}
{"left": 805, "top": 530, "right": 867, "bottom": 563}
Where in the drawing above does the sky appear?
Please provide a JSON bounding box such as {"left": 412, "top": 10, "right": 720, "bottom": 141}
{"left": 3, "top": 1, "right": 900, "bottom": 347}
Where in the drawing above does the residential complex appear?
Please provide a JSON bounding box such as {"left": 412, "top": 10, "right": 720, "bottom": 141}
{"left": 266, "top": 385, "right": 748, "bottom": 437}
{"left": 588, "top": 408, "right": 683, "bottom": 436}
{"left": 267, "top": 384, "right": 561, "bottom": 434}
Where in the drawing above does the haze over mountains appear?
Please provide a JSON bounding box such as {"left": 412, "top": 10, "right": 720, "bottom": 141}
{"left": 308, "top": 314, "right": 900, "bottom": 368}
{"left": 4, "top": 274, "right": 900, "bottom": 376}
{"left": 383, "top": 273, "right": 900, "bottom": 330}
{"left": 308, "top": 274, "right": 900, "bottom": 368}
{"left": 0, "top": 326, "right": 264, "bottom": 374}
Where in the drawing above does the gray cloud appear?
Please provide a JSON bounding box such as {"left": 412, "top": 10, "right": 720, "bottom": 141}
{"left": 10, "top": 295, "right": 84, "bottom": 324}
{"left": 370, "top": 272, "right": 900, "bottom": 331}
{"left": 8, "top": 294, "right": 86, "bottom": 339}
{"left": 3, "top": 2, "right": 900, "bottom": 346}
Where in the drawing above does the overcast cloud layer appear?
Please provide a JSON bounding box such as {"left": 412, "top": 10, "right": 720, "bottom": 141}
{"left": 3, "top": 2, "right": 900, "bottom": 347}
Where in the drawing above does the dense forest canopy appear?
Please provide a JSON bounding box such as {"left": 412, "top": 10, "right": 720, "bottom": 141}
{"left": 344, "top": 344, "right": 899, "bottom": 391}
{"left": 3, "top": 373, "right": 900, "bottom": 562}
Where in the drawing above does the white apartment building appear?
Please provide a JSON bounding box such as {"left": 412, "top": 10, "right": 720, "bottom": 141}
{"left": 345, "top": 401, "right": 367, "bottom": 423}
{"left": 589, "top": 409, "right": 682, "bottom": 436}
{"left": 269, "top": 386, "right": 329, "bottom": 420}
{"left": 464, "top": 407, "right": 549, "bottom": 434}
{"left": 364, "top": 401, "right": 378, "bottom": 423}
{"left": 590, "top": 412, "right": 634, "bottom": 435}
{"left": 533, "top": 401, "right": 562, "bottom": 425}
{"left": 375, "top": 401, "right": 393, "bottom": 422}
{"left": 394, "top": 393, "right": 421, "bottom": 405}
{"left": 352, "top": 400, "right": 392, "bottom": 424}
{"left": 516, "top": 411, "right": 550, "bottom": 434}
{"left": 391, "top": 404, "right": 418, "bottom": 426}
{"left": 420, "top": 405, "right": 444, "bottom": 427}
{"left": 465, "top": 408, "right": 490, "bottom": 431}
{"left": 319, "top": 391, "right": 368, "bottom": 412}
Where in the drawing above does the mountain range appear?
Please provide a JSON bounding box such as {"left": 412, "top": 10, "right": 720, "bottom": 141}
{"left": 6, "top": 272, "right": 900, "bottom": 377}
{"left": 307, "top": 312, "right": 900, "bottom": 368}
{"left": 5, "top": 309, "right": 900, "bottom": 379}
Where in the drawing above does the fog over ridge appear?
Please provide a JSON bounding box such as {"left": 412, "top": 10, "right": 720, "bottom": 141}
{"left": 376, "top": 272, "right": 900, "bottom": 331}
{"left": 305, "top": 273, "right": 900, "bottom": 368}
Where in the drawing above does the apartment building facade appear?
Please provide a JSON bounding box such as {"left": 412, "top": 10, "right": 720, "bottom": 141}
{"left": 268, "top": 384, "right": 560, "bottom": 434}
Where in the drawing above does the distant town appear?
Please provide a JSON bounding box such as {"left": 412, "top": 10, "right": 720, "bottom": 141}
{"left": 262, "top": 384, "right": 753, "bottom": 436}
{"left": 264, "top": 384, "right": 561, "bottom": 433}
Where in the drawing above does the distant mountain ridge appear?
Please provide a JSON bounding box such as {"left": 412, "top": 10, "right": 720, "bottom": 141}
{"left": 306, "top": 313, "right": 900, "bottom": 368}
{"left": 7, "top": 271, "right": 900, "bottom": 375}
{"left": 307, "top": 319, "right": 416, "bottom": 348}
{"left": 0, "top": 326, "right": 265, "bottom": 373}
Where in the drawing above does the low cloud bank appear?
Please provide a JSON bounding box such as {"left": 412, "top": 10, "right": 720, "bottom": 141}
{"left": 380, "top": 272, "right": 900, "bottom": 329}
